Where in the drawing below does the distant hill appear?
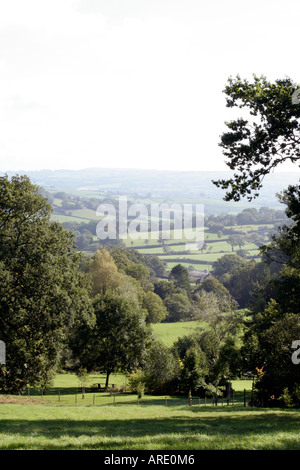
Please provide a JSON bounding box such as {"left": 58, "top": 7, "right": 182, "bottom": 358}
{"left": 3, "top": 167, "right": 300, "bottom": 214}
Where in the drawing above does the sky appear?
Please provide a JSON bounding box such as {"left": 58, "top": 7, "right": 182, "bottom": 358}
{"left": 0, "top": 0, "right": 299, "bottom": 173}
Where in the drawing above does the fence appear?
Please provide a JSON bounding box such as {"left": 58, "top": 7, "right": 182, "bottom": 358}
{"left": 24, "top": 383, "right": 255, "bottom": 408}
{"left": 25, "top": 390, "right": 255, "bottom": 408}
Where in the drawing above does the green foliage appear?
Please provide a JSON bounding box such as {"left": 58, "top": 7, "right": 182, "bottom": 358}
{"left": 212, "top": 254, "right": 248, "bottom": 282}
{"left": 75, "top": 367, "right": 90, "bottom": 390}
{"left": 73, "top": 291, "right": 152, "bottom": 388}
{"left": 153, "top": 279, "right": 177, "bottom": 300}
{"left": 164, "top": 293, "right": 192, "bottom": 322}
{"left": 127, "top": 370, "right": 146, "bottom": 398}
{"left": 279, "top": 387, "right": 293, "bottom": 408}
{"left": 0, "top": 175, "right": 93, "bottom": 393}
{"left": 259, "top": 185, "right": 300, "bottom": 315}
{"left": 142, "top": 291, "right": 168, "bottom": 323}
{"left": 169, "top": 264, "right": 192, "bottom": 297}
{"left": 242, "top": 300, "right": 300, "bottom": 406}
{"left": 213, "top": 74, "right": 300, "bottom": 201}
{"left": 124, "top": 263, "right": 152, "bottom": 291}
{"left": 139, "top": 340, "right": 180, "bottom": 394}
{"left": 179, "top": 345, "right": 208, "bottom": 394}
{"left": 224, "top": 261, "right": 270, "bottom": 309}
{"left": 173, "top": 329, "right": 225, "bottom": 392}
{"left": 193, "top": 277, "right": 230, "bottom": 299}
{"left": 213, "top": 337, "right": 243, "bottom": 381}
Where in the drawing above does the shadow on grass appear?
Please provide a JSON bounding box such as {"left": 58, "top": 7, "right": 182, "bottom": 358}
{"left": 0, "top": 410, "right": 300, "bottom": 450}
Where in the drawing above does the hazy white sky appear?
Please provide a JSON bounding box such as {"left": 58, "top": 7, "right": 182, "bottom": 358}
{"left": 0, "top": 0, "right": 299, "bottom": 173}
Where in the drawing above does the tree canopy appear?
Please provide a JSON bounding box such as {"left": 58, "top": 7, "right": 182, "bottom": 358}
{"left": 0, "top": 175, "right": 93, "bottom": 393}
{"left": 73, "top": 291, "right": 151, "bottom": 388}
{"left": 213, "top": 75, "right": 300, "bottom": 201}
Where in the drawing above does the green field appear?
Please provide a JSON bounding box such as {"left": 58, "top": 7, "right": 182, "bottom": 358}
{"left": 120, "top": 226, "right": 262, "bottom": 272}
{"left": 49, "top": 192, "right": 274, "bottom": 273}
{"left": 152, "top": 320, "right": 201, "bottom": 347}
{"left": 0, "top": 374, "right": 299, "bottom": 450}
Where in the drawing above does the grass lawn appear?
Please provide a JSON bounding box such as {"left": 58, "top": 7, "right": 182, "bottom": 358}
{"left": 0, "top": 383, "right": 299, "bottom": 450}
{"left": 0, "top": 372, "right": 299, "bottom": 450}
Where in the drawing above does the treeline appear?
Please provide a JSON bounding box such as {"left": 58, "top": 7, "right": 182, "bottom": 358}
{"left": 206, "top": 206, "right": 287, "bottom": 229}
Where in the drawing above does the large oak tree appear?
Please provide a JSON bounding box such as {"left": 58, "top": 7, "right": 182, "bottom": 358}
{"left": 0, "top": 175, "right": 93, "bottom": 393}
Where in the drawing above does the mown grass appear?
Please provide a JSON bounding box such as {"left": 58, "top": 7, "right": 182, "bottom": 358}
{"left": 0, "top": 373, "right": 299, "bottom": 450}
{"left": 0, "top": 395, "right": 299, "bottom": 450}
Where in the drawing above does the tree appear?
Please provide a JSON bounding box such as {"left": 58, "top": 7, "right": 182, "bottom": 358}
{"left": 192, "top": 291, "right": 238, "bottom": 338}
{"left": 173, "top": 329, "right": 225, "bottom": 392}
{"left": 74, "top": 291, "right": 151, "bottom": 388}
{"left": 242, "top": 300, "right": 300, "bottom": 406}
{"left": 179, "top": 345, "right": 208, "bottom": 395}
{"left": 142, "top": 290, "right": 168, "bottom": 324}
{"left": 169, "top": 264, "right": 192, "bottom": 297}
{"left": 75, "top": 229, "right": 93, "bottom": 251}
{"left": 125, "top": 262, "right": 152, "bottom": 291}
{"left": 76, "top": 367, "right": 90, "bottom": 395}
{"left": 164, "top": 293, "right": 192, "bottom": 322}
{"left": 193, "top": 277, "right": 230, "bottom": 299}
{"left": 153, "top": 279, "right": 176, "bottom": 300}
{"left": 88, "top": 249, "right": 124, "bottom": 296}
{"left": 213, "top": 337, "right": 243, "bottom": 382}
{"left": 213, "top": 75, "right": 300, "bottom": 201}
{"left": 223, "top": 260, "right": 270, "bottom": 309}
{"left": 227, "top": 235, "right": 239, "bottom": 252}
{"left": 0, "top": 175, "right": 93, "bottom": 393}
{"left": 259, "top": 185, "right": 300, "bottom": 314}
{"left": 212, "top": 253, "right": 247, "bottom": 282}
{"left": 138, "top": 340, "right": 179, "bottom": 394}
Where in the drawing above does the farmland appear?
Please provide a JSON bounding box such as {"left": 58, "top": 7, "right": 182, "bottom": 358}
{"left": 22, "top": 167, "right": 290, "bottom": 275}
{"left": 46, "top": 189, "right": 285, "bottom": 274}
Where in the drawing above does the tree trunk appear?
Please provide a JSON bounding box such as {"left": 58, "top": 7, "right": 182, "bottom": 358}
{"left": 105, "top": 371, "right": 110, "bottom": 389}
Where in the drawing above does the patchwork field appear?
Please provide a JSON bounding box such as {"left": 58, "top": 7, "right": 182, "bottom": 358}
{"left": 47, "top": 189, "right": 282, "bottom": 275}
